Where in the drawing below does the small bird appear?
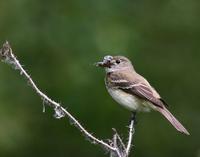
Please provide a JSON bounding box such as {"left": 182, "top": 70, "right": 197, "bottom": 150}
{"left": 96, "top": 55, "right": 189, "bottom": 135}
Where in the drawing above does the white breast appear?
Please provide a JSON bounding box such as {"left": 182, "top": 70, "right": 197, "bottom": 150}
{"left": 107, "top": 88, "right": 151, "bottom": 112}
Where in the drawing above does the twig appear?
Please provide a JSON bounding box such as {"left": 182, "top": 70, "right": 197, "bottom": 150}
{"left": 110, "top": 134, "right": 119, "bottom": 157}
{"left": 126, "top": 112, "right": 136, "bottom": 156}
{"left": 112, "top": 128, "right": 126, "bottom": 153}
{"left": 0, "top": 41, "right": 136, "bottom": 157}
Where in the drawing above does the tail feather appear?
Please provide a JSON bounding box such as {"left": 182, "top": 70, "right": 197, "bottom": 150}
{"left": 157, "top": 107, "right": 190, "bottom": 135}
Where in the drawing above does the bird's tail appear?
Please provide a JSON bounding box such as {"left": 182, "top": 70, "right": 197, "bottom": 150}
{"left": 157, "top": 106, "right": 190, "bottom": 135}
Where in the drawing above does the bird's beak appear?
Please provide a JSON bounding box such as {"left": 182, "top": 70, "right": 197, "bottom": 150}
{"left": 95, "top": 55, "right": 113, "bottom": 68}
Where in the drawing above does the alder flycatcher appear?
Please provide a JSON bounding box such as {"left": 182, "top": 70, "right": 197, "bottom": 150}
{"left": 96, "top": 55, "right": 189, "bottom": 135}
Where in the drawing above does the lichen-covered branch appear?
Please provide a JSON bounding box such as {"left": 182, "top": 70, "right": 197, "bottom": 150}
{"left": 0, "top": 41, "right": 135, "bottom": 157}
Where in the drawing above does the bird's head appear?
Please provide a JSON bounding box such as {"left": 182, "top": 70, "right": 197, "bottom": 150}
{"left": 96, "top": 55, "right": 134, "bottom": 73}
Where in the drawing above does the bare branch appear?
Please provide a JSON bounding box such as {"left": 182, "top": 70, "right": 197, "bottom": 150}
{"left": 111, "top": 133, "right": 120, "bottom": 157}
{"left": 0, "top": 41, "right": 136, "bottom": 157}
{"left": 110, "top": 134, "right": 121, "bottom": 157}
{"left": 112, "top": 128, "right": 126, "bottom": 153}
{"left": 126, "top": 112, "right": 136, "bottom": 156}
{"left": 0, "top": 42, "right": 115, "bottom": 152}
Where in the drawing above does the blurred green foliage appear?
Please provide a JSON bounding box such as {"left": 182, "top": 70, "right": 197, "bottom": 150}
{"left": 0, "top": 0, "right": 200, "bottom": 157}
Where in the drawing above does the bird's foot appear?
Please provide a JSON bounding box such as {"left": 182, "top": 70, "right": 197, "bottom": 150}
{"left": 129, "top": 111, "right": 137, "bottom": 124}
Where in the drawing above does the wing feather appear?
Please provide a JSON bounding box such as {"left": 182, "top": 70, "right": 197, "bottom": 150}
{"left": 108, "top": 73, "right": 166, "bottom": 108}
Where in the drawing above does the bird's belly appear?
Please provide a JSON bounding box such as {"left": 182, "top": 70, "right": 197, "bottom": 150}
{"left": 107, "top": 88, "right": 151, "bottom": 112}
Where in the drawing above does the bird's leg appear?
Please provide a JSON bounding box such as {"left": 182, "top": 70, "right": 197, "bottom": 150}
{"left": 130, "top": 111, "right": 137, "bottom": 124}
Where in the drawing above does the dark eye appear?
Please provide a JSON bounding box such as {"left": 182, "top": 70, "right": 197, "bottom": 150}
{"left": 116, "top": 59, "right": 121, "bottom": 64}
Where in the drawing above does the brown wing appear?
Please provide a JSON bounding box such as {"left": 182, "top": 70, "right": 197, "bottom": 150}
{"left": 121, "top": 84, "right": 164, "bottom": 108}
{"left": 108, "top": 72, "right": 167, "bottom": 108}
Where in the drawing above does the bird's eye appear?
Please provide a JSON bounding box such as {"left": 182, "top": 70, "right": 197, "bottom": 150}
{"left": 116, "top": 59, "right": 121, "bottom": 64}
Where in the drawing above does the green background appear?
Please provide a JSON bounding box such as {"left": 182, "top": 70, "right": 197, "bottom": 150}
{"left": 0, "top": 0, "right": 199, "bottom": 157}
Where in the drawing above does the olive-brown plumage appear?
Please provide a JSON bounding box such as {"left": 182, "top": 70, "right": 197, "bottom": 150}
{"left": 97, "top": 55, "right": 189, "bottom": 135}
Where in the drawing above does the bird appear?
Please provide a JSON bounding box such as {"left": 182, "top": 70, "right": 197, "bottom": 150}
{"left": 96, "top": 55, "right": 189, "bottom": 135}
